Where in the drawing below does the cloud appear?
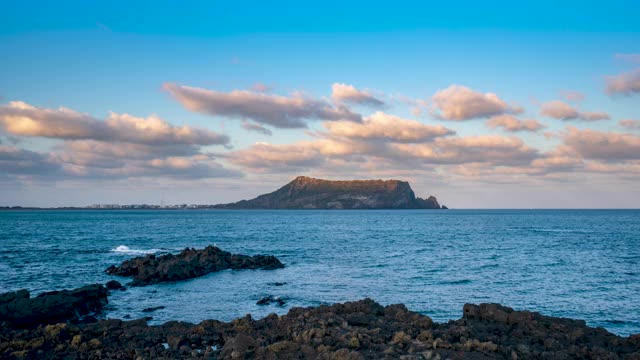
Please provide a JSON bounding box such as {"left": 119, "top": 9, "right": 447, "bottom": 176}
{"left": 228, "top": 141, "right": 326, "bottom": 172}
{"left": 530, "top": 155, "right": 583, "bottom": 173}
{"left": 331, "top": 83, "right": 385, "bottom": 107}
{"left": 241, "top": 121, "right": 273, "bottom": 136}
{"left": 620, "top": 119, "right": 640, "bottom": 130}
{"left": 561, "top": 90, "right": 585, "bottom": 102}
{"left": 228, "top": 130, "right": 539, "bottom": 176}
{"left": 164, "top": 83, "right": 362, "bottom": 128}
{"left": 56, "top": 140, "right": 200, "bottom": 163}
{"left": 54, "top": 141, "right": 242, "bottom": 180}
{"left": 605, "top": 68, "right": 640, "bottom": 95}
{"left": 540, "top": 100, "right": 610, "bottom": 121}
{"left": 0, "top": 100, "right": 242, "bottom": 182}
{"left": 250, "top": 83, "right": 271, "bottom": 92}
{"left": 0, "top": 145, "right": 62, "bottom": 176}
{"left": 0, "top": 101, "right": 230, "bottom": 145}
{"left": 614, "top": 53, "right": 640, "bottom": 63}
{"left": 431, "top": 85, "right": 522, "bottom": 121}
{"left": 486, "top": 115, "right": 545, "bottom": 132}
{"left": 390, "top": 135, "right": 539, "bottom": 166}
{"left": 324, "top": 112, "right": 455, "bottom": 143}
{"left": 563, "top": 126, "right": 640, "bottom": 161}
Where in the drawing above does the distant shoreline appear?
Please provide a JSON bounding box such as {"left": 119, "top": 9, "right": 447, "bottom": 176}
{"left": 2, "top": 207, "right": 639, "bottom": 211}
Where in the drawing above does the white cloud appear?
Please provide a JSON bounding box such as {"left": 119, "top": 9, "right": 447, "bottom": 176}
{"left": 164, "top": 83, "right": 362, "bottom": 128}
{"left": 331, "top": 83, "right": 384, "bottom": 107}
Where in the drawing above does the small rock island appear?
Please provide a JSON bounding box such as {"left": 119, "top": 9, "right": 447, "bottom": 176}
{"left": 214, "top": 176, "right": 445, "bottom": 209}
{"left": 105, "top": 246, "right": 284, "bottom": 286}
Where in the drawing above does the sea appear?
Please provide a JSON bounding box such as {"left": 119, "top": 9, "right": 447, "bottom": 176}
{"left": 0, "top": 209, "right": 638, "bottom": 336}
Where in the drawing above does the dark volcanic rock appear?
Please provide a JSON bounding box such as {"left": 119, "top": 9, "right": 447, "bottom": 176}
{"left": 142, "top": 306, "right": 166, "bottom": 313}
{"left": 105, "top": 280, "right": 124, "bottom": 291}
{"left": 105, "top": 245, "right": 285, "bottom": 286}
{"left": 256, "top": 295, "right": 286, "bottom": 306}
{"left": 0, "top": 285, "right": 108, "bottom": 328}
{"left": 1, "top": 298, "right": 638, "bottom": 359}
{"left": 214, "top": 176, "right": 444, "bottom": 209}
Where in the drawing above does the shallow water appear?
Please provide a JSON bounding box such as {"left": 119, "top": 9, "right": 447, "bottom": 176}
{"left": 0, "top": 209, "right": 638, "bottom": 336}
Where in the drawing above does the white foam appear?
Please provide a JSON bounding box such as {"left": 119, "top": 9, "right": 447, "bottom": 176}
{"left": 110, "top": 245, "right": 159, "bottom": 255}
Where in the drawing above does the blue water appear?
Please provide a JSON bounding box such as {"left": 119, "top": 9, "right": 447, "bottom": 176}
{"left": 0, "top": 210, "right": 638, "bottom": 336}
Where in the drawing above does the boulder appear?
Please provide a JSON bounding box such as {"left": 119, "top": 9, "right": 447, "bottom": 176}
{"left": 0, "top": 285, "right": 108, "bottom": 328}
{"left": 105, "top": 280, "right": 124, "bottom": 291}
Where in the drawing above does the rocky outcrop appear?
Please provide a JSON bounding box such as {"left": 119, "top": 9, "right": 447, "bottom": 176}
{"left": 105, "top": 245, "right": 285, "bottom": 286}
{"left": 215, "top": 176, "right": 444, "bottom": 209}
{"left": 0, "top": 285, "right": 108, "bottom": 328}
{"left": 1, "top": 298, "right": 638, "bottom": 359}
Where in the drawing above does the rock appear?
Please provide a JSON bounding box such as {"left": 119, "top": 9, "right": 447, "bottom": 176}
{"left": 392, "top": 331, "right": 411, "bottom": 345}
{"left": 105, "top": 245, "right": 284, "bottom": 286}
{"left": 0, "top": 297, "right": 638, "bottom": 359}
{"left": 267, "top": 282, "right": 287, "bottom": 286}
{"left": 0, "top": 284, "right": 108, "bottom": 328}
{"left": 70, "top": 335, "right": 83, "bottom": 348}
{"left": 105, "top": 280, "right": 124, "bottom": 291}
{"left": 221, "top": 334, "right": 256, "bottom": 358}
{"left": 167, "top": 334, "right": 188, "bottom": 349}
{"left": 256, "top": 295, "right": 286, "bottom": 306}
{"left": 0, "top": 289, "right": 29, "bottom": 305}
{"left": 142, "top": 306, "right": 165, "bottom": 313}
{"left": 213, "top": 176, "right": 443, "bottom": 209}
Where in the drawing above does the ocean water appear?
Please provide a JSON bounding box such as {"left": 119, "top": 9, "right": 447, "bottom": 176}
{"left": 0, "top": 209, "right": 638, "bottom": 336}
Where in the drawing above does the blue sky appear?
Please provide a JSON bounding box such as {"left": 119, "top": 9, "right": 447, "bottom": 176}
{"left": 1, "top": 1, "right": 639, "bottom": 207}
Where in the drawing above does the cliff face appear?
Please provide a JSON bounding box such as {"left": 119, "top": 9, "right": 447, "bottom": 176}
{"left": 215, "top": 176, "right": 442, "bottom": 209}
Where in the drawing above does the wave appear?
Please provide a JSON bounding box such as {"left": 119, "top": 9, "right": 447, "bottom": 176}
{"left": 531, "top": 228, "right": 594, "bottom": 234}
{"left": 110, "top": 245, "right": 160, "bottom": 255}
{"left": 440, "top": 279, "right": 472, "bottom": 285}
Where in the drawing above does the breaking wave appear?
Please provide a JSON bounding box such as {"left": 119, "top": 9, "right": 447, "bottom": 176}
{"left": 110, "top": 245, "right": 159, "bottom": 255}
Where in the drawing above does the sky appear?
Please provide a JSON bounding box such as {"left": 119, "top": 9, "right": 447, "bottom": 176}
{"left": 0, "top": 1, "right": 639, "bottom": 208}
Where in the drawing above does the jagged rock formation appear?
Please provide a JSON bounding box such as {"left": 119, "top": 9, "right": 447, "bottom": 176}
{"left": 1, "top": 298, "right": 638, "bottom": 359}
{"left": 215, "top": 176, "right": 443, "bottom": 209}
{"left": 0, "top": 285, "right": 108, "bottom": 328}
{"left": 105, "top": 246, "right": 284, "bottom": 286}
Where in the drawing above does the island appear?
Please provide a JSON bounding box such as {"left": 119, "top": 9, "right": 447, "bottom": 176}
{"left": 214, "top": 176, "right": 445, "bottom": 209}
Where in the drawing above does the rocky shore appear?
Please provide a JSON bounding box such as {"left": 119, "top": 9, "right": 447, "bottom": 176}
{"left": 1, "top": 295, "right": 639, "bottom": 359}
{"left": 2, "top": 246, "right": 638, "bottom": 359}
{"left": 0, "top": 285, "right": 108, "bottom": 328}
{"left": 105, "top": 245, "right": 285, "bottom": 286}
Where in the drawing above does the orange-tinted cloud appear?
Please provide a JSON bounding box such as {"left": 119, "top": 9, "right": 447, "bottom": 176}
{"left": 605, "top": 68, "right": 640, "bottom": 95}
{"left": 331, "top": 83, "right": 384, "bottom": 107}
{"left": 324, "top": 112, "right": 454, "bottom": 142}
{"left": 540, "top": 100, "right": 609, "bottom": 121}
{"left": 164, "top": 83, "right": 362, "bottom": 128}
{"left": 620, "top": 119, "right": 640, "bottom": 130}
{"left": 486, "top": 115, "right": 545, "bottom": 132}
{"left": 431, "top": 85, "right": 522, "bottom": 121}
{"left": 563, "top": 126, "right": 640, "bottom": 161}
{"left": 0, "top": 101, "right": 229, "bottom": 145}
